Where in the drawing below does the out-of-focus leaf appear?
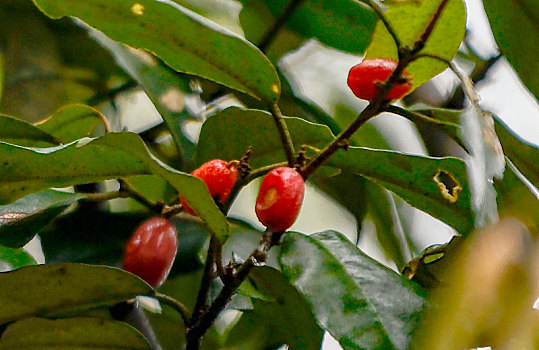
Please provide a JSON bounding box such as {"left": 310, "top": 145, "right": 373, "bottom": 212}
{"left": 0, "top": 132, "right": 228, "bottom": 243}
{"left": 32, "top": 0, "right": 281, "bottom": 102}
{"left": 88, "top": 30, "right": 197, "bottom": 166}
{"left": 197, "top": 107, "right": 474, "bottom": 234}
{"left": 239, "top": 0, "right": 377, "bottom": 54}
{"left": 482, "top": 0, "right": 539, "bottom": 98}
{"left": 279, "top": 231, "right": 426, "bottom": 350}
{"left": 0, "top": 317, "right": 151, "bottom": 349}
{"left": 0, "top": 114, "right": 59, "bottom": 147}
{"left": 0, "top": 263, "right": 153, "bottom": 324}
{"left": 0, "top": 245, "right": 37, "bottom": 272}
{"left": 495, "top": 118, "right": 539, "bottom": 187}
{"left": 0, "top": 190, "right": 83, "bottom": 248}
{"left": 494, "top": 159, "right": 539, "bottom": 237}
{"left": 366, "top": 0, "right": 466, "bottom": 91}
{"left": 411, "top": 218, "right": 538, "bottom": 350}
{"left": 35, "top": 104, "right": 108, "bottom": 143}
{"left": 234, "top": 267, "right": 323, "bottom": 349}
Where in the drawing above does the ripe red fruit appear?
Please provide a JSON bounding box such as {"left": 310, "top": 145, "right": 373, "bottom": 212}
{"left": 255, "top": 167, "right": 305, "bottom": 232}
{"left": 123, "top": 217, "right": 178, "bottom": 288}
{"left": 347, "top": 58, "right": 413, "bottom": 101}
{"left": 180, "top": 159, "right": 238, "bottom": 215}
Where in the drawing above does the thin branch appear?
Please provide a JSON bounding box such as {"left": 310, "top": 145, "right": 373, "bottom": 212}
{"left": 185, "top": 231, "right": 278, "bottom": 350}
{"left": 191, "top": 235, "right": 218, "bottom": 322}
{"left": 81, "top": 191, "right": 130, "bottom": 202}
{"left": 412, "top": 0, "right": 450, "bottom": 53}
{"left": 362, "top": 0, "right": 402, "bottom": 49}
{"left": 119, "top": 179, "right": 164, "bottom": 213}
{"left": 258, "top": 0, "right": 307, "bottom": 53}
{"left": 152, "top": 293, "right": 191, "bottom": 327}
{"left": 269, "top": 103, "right": 296, "bottom": 167}
{"left": 87, "top": 80, "right": 139, "bottom": 106}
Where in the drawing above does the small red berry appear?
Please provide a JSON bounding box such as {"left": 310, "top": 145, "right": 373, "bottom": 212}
{"left": 180, "top": 159, "right": 238, "bottom": 215}
{"left": 347, "top": 58, "right": 413, "bottom": 101}
{"left": 123, "top": 217, "right": 178, "bottom": 288}
{"left": 255, "top": 167, "right": 305, "bottom": 232}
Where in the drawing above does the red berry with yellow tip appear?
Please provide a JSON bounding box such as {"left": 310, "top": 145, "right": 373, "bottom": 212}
{"left": 255, "top": 167, "right": 305, "bottom": 232}
{"left": 123, "top": 217, "right": 178, "bottom": 288}
{"left": 347, "top": 58, "right": 413, "bottom": 101}
{"left": 180, "top": 159, "right": 237, "bottom": 215}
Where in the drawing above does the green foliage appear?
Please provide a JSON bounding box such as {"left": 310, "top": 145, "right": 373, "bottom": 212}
{"left": 0, "top": 0, "right": 537, "bottom": 349}
{"left": 482, "top": 0, "right": 539, "bottom": 99}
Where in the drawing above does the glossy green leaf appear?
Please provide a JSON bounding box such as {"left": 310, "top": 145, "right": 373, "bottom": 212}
{"left": 172, "top": 0, "right": 244, "bottom": 35}
{"left": 0, "top": 190, "right": 83, "bottom": 248}
{"left": 483, "top": 0, "right": 539, "bottom": 98}
{"left": 122, "top": 175, "right": 178, "bottom": 205}
{"left": 0, "top": 263, "right": 153, "bottom": 324}
{"left": 0, "top": 114, "right": 59, "bottom": 147}
{"left": 0, "top": 132, "right": 228, "bottom": 242}
{"left": 89, "top": 30, "right": 196, "bottom": 166}
{"left": 0, "top": 317, "right": 151, "bottom": 349}
{"left": 35, "top": 104, "right": 108, "bottom": 143}
{"left": 279, "top": 231, "right": 426, "bottom": 350}
{"left": 239, "top": 0, "right": 377, "bottom": 54}
{"left": 236, "top": 267, "right": 324, "bottom": 349}
{"left": 495, "top": 118, "right": 539, "bottom": 187}
{"left": 197, "top": 107, "right": 474, "bottom": 234}
{"left": 366, "top": 0, "right": 466, "bottom": 90}
{"left": 32, "top": 0, "right": 281, "bottom": 102}
{"left": 0, "top": 245, "right": 37, "bottom": 272}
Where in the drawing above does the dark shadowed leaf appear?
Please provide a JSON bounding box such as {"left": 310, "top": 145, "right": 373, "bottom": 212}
{"left": 32, "top": 0, "right": 281, "bottom": 102}
{"left": 0, "top": 317, "right": 151, "bottom": 349}
{"left": 279, "top": 231, "right": 426, "bottom": 350}
{"left": 0, "top": 190, "right": 83, "bottom": 248}
{"left": 0, "top": 263, "right": 153, "bottom": 324}
{"left": 482, "top": 0, "right": 539, "bottom": 98}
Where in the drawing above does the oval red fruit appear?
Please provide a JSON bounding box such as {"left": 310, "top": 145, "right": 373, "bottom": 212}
{"left": 180, "top": 159, "right": 238, "bottom": 215}
{"left": 255, "top": 167, "right": 305, "bottom": 232}
{"left": 123, "top": 217, "right": 178, "bottom": 288}
{"left": 347, "top": 58, "right": 413, "bottom": 101}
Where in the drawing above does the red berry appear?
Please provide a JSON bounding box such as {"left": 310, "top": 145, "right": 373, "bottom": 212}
{"left": 255, "top": 167, "right": 305, "bottom": 232}
{"left": 180, "top": 159, "right": 238, "bottom": 215}
{"left": 347, "top": 58, "right": 413, "bottom": 101}
{"left": 123, "top": 217, "right": 178, "bottom": 288}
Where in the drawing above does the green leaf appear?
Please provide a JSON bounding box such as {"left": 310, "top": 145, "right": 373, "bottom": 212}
{"left": 0, "top": 190, "right": 83, "bottom": 248}
{"left": 279, "top": 231, "right": 426, "bottom": 350}
{"left": 0, "top": 114, "right": 59, "bottom": 147}
{"left": 32, "top": 0, "right": 281, "bottom": 102}
{"left": 196, "top": 107, "right": 473, "bottom": 234}
{"left": 482, "top": 0, "right": 539, "bottom": 98}
{"left": 366, "top": 0, "right": 466, "bottom": 90}
{"left": 0, "top": 263, "right": 153, "bottom": 324}
{"left": 88, "top": 30, "right": 196, "bottom": 166}
{"left": 0, "top": 245, "right": 37, "bottom": 272}
{"left": 35, "top": 104, "right": 109, "bottom": 143}
{"left": 236, "top": 267, "right": 324, "bottom": 349}
{"left": 495, "top": 118, "right": 539, "bottom": 187}
{"left": 0, "top": 132, "right": 228, "bottom": 243}
{"left": 0, "top": 317, "right": 151, "bottom": 349}
{"left": 239, "top": 0, "right": 378, "bottom": 54}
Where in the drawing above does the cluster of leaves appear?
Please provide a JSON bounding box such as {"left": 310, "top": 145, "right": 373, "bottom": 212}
{"left": 0, "top": 0, "right": 538, "bottom": 349}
